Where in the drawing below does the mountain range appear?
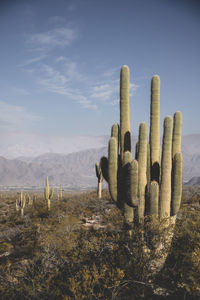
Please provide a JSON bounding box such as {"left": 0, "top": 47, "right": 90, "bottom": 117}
{"left": 0, "top": 134, "right": 200, "bottom": 189}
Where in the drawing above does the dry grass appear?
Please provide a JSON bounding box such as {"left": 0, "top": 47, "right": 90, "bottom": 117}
{"left": 0, "top": 187, "right": 199, "bottom": 299}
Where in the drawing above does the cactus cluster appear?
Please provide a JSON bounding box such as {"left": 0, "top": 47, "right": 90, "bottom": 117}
{"left": 101, "top": 65, "right": 182, "bottom": 226}
{"left": 44, "top": 176, "right": 54, "bottom": 211}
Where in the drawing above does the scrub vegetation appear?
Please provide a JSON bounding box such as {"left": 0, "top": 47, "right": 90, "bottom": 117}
{"left": 0, "top": 188, "right": 199, "bottom": 300}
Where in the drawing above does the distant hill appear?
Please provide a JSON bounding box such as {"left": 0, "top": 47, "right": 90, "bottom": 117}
{"left": 0, "top": 148, "right": 107, "bottom": 189}
{"left": 0, "top": 134, "right": 200, "bottom": 188}
{"left": 185, "top": 177, "right": 200, "bottom": 186}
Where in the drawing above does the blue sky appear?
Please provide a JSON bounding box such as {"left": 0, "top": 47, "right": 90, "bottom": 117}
{"left": 0, "top": 0, "right": 200, "bottom": 140}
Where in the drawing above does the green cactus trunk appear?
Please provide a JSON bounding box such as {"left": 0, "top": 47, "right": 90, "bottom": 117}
{"left": 108, "top": 137, "right": 118, "bottom": 203}
{"left": 120, "top": 65, "right": 131, "bottom": 161}
{"left": 150, "top": 181, "right": 159, "bottom": 217}
{"left": 98, "top": 181, "right": 102, "bottom": 199}
{"left": 160, "top": 116, "right": 173, "bottom": 218}
{"left": 128, "top": 159, "right": 138, "bottom": 207}
{"left": 171, "top": 152, "right": 183, "bottom": 215}
{"left": 172, "top": 111, "right": 182, "bottom": 159}
{"left": 137, "top": 122, "right": 148, "bottom": 220}
{"left": 146, "top": 143, "right": 151, "bottom": 213}
{"left": 122, "top": 151, "right": 134, "bottom": 224}
{"left": 135, "top": 141, "right": 139, "bottom": 160}
{"left": 111, "top": 123, "right": 119, "bottom": 153}
{"left": 150, "top": 75, "right": 160, "bottom": 182}
{"left": 95, "top": 162, "right": 103, "bottom": 199}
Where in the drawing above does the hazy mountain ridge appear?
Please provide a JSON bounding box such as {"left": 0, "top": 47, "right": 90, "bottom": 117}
{"left": 0, "top": 132, "right": 109, "bottom": 159}
{"left": 0, "top": 148, "right": 107, "bottom": 188}
{"left": 0, "top": 134, "right": 200, "bottom": 188}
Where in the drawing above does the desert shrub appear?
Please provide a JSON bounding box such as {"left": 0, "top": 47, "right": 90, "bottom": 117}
{"left": 0, "top": 189, "right": 199, "bottom": 299}
{"left": 156, "top": 207, "right": 200, "bottom": 300}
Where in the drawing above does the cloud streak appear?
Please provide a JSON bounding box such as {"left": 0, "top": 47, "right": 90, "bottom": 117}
{"left": 0, "top": 101, "right": 41, "bottom": 130}
{"left": 27, "top": 27, "right": 77, "bottom": 52}
{"left": 25, "top": 58, "right": 139, "bottom": 110}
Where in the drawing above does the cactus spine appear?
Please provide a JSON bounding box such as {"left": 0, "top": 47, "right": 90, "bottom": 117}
{"left": 44, "top": 176, "right": 54, "bottom": 211}
{"left": 100, "top": 65, "right": 182, "bottom": 227}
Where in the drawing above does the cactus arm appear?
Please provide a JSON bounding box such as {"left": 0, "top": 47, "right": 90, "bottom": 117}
{"left": 137, "top": 122, "right": 148, "bottom": 219}
{"left": 111, "top": 123, "right": 119, "bottom": 154}
{"left": 95, "top": 163, "right": 101, "bottom": 181}
{"left": 16, "top": 199, "right": 20, "bottom": 211}
{"left": 160, "top": 116, "right": 173, "bottom": 218}
{"left": 172, "top": 111, "right": 182, "bottom": 159}
{"left": 135, "top": 141, "right": 139, "bottom": 160}
{"left": 150, "top": 75, "right": 160, "bottom": 182}
{"left": 146, "top": 143, "right": 151, "bottom": 213}
{"left": 49, "top": 187, "right": 54, "bottom": 200}
{"left": 129, "top": 159, "right": 138, "bottom": 207}
{"left": 108, "top": 137, "right": 118, "bottom": 202}
{"left": 44, "top": 176, "right": 49, "bottom": 200}
{"left": 122, "top": 151, "right": 134, "bottom": 223}
{"left": 100, "top": 156, "right": 108, "bottom": 182}
{"left": 150, "top": 181, "right": 159, "bottom": 217}
{"left": 171, "top": 152, "right": 183, "bottom": 216}
{"left": 120, "top": 65, "right": 131, "bottom": 160}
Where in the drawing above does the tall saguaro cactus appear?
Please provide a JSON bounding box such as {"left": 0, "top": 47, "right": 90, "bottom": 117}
{"left": 100, "top": 65, "right": 183, "bottom": 227}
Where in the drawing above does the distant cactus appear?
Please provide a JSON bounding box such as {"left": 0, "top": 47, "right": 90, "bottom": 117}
{"left": 27, "top": 193, "right": 33, "bottom": 206}
{"left": 95, "top": 161, "right": 104, "bottom": 199}
{"left": 57, "top": 187, "right": 63, "bottom": 200}
{"left": 60, "top": 187, "right": 63, "bottom": 200}
{"left": 44, "top": 177, "right": 54, "bottom": 211}
{"left": 16, "top": 192, "right": 26, "bottom": 217}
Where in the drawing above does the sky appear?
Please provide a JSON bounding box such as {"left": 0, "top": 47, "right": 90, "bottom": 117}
{"left": 0, "top": 0, "right": 200, "bottom": 148}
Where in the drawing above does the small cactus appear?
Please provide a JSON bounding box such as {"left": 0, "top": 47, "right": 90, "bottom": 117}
{"left": 44, "top": 177, "right": 54, "bottom": 211}
{"left": 95, "top": 161, "right": 104, "bottom": 199}
{"left": 27, "top": 193, "right": 33, "bottom": 206}
{"left": 57, "top": 187, "right": 63, "bottom": 200}
{"left": 16, "top": 192, "right": 26, "bottom": 217}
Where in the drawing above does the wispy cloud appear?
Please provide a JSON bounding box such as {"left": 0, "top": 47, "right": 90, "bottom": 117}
{"left": 27, "top": 27, "right": 77, "bottom": 52}
{"left": 33, "top": 62, "right": 97, "bottom": 109}
{"left": 90, "top": 81, "right": 118, "bottom": 102}
{"left": 25, "top": 57, "right": 140, "bottom": 110}
{"left": 19, "top": 55, "right": 47, "bottom": 67}
{"left": 0, "top": 101, "right": 41, "bottom": 130}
